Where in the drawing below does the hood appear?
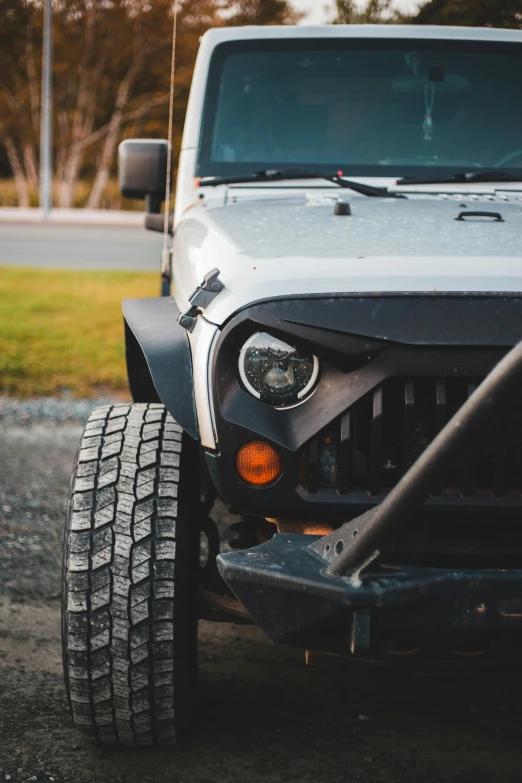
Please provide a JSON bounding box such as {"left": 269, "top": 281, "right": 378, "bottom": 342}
{"left": 172, "top": 194, "right": 522, "bottom": 326}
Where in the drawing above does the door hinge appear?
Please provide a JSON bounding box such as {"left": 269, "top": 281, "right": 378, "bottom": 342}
{"left": 178, "top": 268, "right": 224, "bottom": 332}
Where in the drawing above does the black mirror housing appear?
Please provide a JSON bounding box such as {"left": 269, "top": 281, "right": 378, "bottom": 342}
{"left": 118, "top": 139, "right": 169, "bottom": 213}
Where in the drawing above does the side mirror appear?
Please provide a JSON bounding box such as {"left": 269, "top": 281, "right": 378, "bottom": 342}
{"left": 118, "top": 139, "right": 171, "bottom": 222}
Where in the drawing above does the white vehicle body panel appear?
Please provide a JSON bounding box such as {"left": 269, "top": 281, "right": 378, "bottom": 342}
{"left": 187, "top": 316, "right": 219, "bottom": 448}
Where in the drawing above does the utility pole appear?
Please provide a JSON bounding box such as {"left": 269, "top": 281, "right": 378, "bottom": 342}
{"left": 40, "top": 0, "right": 52, "bottom": 217}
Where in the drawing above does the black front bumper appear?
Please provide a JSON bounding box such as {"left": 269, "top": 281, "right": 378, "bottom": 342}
{"left": 218, "top": 534, "right": 522, "bottom": 662}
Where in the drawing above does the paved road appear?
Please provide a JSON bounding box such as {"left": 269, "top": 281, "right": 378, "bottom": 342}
{"left": 0, "top": 223, "right": 163, "bottom": 270}
{"left": 1, "top": 412, "right": 522, "bottom": 782}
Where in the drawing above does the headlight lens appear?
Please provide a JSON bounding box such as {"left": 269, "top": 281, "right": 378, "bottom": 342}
{"left": 239, "top": 332, "right": 319, "bottom": 407}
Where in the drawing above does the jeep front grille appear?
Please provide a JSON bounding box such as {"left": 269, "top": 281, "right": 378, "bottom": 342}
{"left": 306, "top": 377, "right": 522, "bottom": 500}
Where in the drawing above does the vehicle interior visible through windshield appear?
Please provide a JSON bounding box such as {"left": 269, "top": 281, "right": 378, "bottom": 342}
{"left": 198, "top": 38, "right": 522, "bottom": 180}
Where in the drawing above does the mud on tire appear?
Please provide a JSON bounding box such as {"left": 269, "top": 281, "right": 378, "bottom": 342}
{"left": 62, "top": 403, "right": 199, "bottom": 746}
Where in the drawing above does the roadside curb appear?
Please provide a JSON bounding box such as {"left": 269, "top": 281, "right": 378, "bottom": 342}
{"left": 0, "top": 207, "right": 144, "bottom": 227}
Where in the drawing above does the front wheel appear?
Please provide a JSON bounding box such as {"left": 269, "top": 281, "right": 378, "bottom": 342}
{"left": 62, "top": 403, "right": 200, "bottom": 746}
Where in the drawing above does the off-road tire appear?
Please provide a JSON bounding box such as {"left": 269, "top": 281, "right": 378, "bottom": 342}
{"left": 62, "top": 403, "right": 200, "bottom": 746}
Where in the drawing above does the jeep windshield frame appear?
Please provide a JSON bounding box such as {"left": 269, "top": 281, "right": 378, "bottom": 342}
{"left": 197, "top": 37, "right": 522, "bottom": 183}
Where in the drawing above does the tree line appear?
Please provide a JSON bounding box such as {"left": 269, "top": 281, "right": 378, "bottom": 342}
{"left": 0, "top": 0, "right": 519, "bottom": 209}
{"left": 0, "top": 0, "right": 301, "bottom": 208}
{"left": 332, "top": 0, "right": 522, "bottom": 25}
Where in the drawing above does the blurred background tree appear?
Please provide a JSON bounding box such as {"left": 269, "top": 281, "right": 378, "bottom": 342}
{"left": 0, "top": 0, "right": 300, "bottom": 208}
{"left": 331, "top": 0, "right": 522, "bottom": 27}
{"left": 0, "top": 0, "right": 42, "bottom": 207}
{"left": 413, "top": 0, "right": 522, "bottom": 28}
{"left": 223, "top": 0, "right": 303, "bottom": 25}
{"left": 331, "top": 0, "right": 403, "bottom": 23}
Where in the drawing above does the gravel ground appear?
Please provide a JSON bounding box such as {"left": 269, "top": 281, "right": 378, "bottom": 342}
{"left": 0, "top": 396, "right": 116, "bottom": 426}
{"left": 1, "top": 403, "right": 522, "bottom": 782}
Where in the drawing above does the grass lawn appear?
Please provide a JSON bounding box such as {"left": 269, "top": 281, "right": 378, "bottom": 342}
{"left": 0, "top": 267, "right": 158, "bottom": 398}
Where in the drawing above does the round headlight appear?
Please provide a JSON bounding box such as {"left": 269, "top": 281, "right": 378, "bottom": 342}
{"left": 239, "top": 332, "right": 319, "bottom": 407}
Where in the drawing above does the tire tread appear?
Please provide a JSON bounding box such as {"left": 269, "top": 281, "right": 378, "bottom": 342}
{"left": 63, "top": 403, "right": 188, "bottom": 746}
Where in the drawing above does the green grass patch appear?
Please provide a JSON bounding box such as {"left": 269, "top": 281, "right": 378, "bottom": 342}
{"left": 0, "top": 267, "right": 158, "bottom": 398}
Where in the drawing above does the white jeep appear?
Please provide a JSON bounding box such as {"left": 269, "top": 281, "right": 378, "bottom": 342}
{"left": 63, "top": 24, "right": 522, "bottom": 745}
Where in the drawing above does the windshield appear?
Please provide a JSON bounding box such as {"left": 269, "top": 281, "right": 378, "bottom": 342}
{"left": 198, "top": 38, "right": 522, "bottom": 181}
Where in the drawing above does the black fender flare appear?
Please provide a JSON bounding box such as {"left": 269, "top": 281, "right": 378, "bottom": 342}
{"left": 123, "top": 297, "right": 198, "bottom": 439}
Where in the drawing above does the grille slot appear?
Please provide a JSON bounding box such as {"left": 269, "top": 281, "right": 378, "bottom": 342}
{"left": 306, "top": 377, "right": 522, "bottom": 499}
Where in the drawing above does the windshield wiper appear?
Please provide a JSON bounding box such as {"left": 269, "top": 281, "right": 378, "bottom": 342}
{"left": 396, "top": 171, "right": 522, "bottom": 186}
{"left": 200, "top": 168, "right": 404, "bottom": 198}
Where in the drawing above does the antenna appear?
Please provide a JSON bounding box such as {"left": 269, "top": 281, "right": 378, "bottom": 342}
{"left": 40, "top": 0, "right": 53, "bottom": 218}
{"left": 161, "top": 2, "right": 178, "bottom": 295}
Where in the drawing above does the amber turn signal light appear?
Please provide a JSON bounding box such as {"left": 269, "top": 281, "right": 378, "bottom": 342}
{"left": 235, "top": 441, "right": 282, "bottom": 486}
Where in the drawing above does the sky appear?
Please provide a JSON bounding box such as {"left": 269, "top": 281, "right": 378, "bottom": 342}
{"left": 293, "top": 0, "right": 421, "bottom": 24}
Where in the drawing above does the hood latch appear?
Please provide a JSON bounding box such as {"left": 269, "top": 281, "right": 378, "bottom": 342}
{"left": 178, "top": 268, "right": 224, "bottom": 332}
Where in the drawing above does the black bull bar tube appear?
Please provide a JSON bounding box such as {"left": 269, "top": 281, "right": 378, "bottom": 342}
{"left": 217, "top": 342, "right": 522, "bottom": 656}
